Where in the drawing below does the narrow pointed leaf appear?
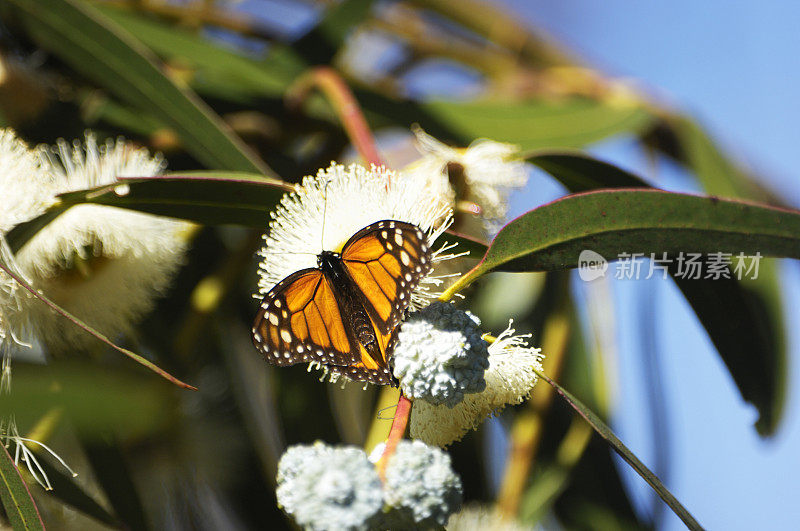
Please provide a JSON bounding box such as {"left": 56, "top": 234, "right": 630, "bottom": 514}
{"left": 0, "top": 444, "right": 46, "bottom": 531}
{"left": 444, "top": 189, "right": 800, "bottom": 425}
{"left": 95, "top": 5, "right": 303, "bottom": 102}
{"left": 8, "top": 0, "right": 272, "bottom": 174}
{"left": 6, "top": 173, "right": 292, "bottom": 254}
{"left": 529, "top": 152, "right": 785, "bottom": 432}
{"left": 536, "top": 370, "right": 702, "bottom": 530}
{"left": 422, "top": 98, "right": 654, "bottom": 150}
{"left": 527, "top": 150, "right": 650, "bottom": 191}
{"left": 666, "top": 117, "right": 787, "bottom": 435}
{"left": 453, "top": 189, "right": 800, "bottom": 280}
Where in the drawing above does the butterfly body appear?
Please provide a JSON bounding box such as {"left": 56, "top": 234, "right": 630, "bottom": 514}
{"left": 252, "top": 220, "right": 432, "bottom": 385}
{"left": 316, "top": 250, "right": 382, "bottom": 365}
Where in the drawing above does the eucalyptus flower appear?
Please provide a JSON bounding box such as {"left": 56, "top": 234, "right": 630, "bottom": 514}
{"left": 255, "top": 162, "right": 457, "bottom": 308}
{"left": 382, "top": 440, "right": 463, "bottom": 528}
{"left": 276, "top": 442, "right": 384, "bottom": 530}
{"left": 0, "top": 130, "right": 192, "bottom": 350}
{"left": 410, "top": 321, "right": 544, "bottom": 447}
{"left": 392, "top": 302, "right": 489, "bottom": 407}
{"left": 407, "top": 127, "right": 529, "bottom": 233}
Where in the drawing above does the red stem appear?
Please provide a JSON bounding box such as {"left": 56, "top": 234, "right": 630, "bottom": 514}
{"left": 286, "top": 66, "right": 384, "bottom": 167}
{"left": 377, "top": 392, "right": 412, "bottom": 480}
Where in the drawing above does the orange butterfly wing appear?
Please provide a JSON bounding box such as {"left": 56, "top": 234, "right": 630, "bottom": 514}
{"left": 340, "top": 220, "right": 432, "bottom": 335}
{"left": 252, "top": 269, "right": 358, "bottom": 368}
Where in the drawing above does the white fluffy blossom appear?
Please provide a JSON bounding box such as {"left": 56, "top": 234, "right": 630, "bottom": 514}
{"left": 255, "top": 162, "right": 455, "bottom": 307}
{"left": 0, "top": 131, "right": 48, "bottom": 343}
{"left": 406, "top": 128, "right": 529, "bottom": 233}
{"left": 382, "top": 440, "right": 463, "bottom": 528}
{"left": 410, "top": 322, "right": 543, "bottom": 447}
{"left": 0, "top": 130, "right": 191, "bottom": 350}
{"left": 392, "top": 302, "right": 489, "bottom": 407}
{"left": 276, "top": 442, "right": 384, "bottom": 530}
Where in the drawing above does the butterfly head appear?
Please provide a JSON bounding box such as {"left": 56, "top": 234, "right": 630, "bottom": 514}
{"left": 317, "top": 250, "right": 340, "bottom": 269}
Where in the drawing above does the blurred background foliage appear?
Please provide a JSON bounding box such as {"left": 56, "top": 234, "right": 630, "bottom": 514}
{"left": 0, "top": 0, "right": 794, "bottom": 529}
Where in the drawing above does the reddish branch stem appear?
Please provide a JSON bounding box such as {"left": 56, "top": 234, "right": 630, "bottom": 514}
{"left": 377, "top": 392, "right": 412, "bottom": 480}
{"left": 286, "top": 66, "right": 384, "bottom": 167}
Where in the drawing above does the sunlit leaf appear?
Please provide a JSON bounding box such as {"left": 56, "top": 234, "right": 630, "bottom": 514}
{"left": 453, "top": 190, "right": 800, "bottom": 279}
{"left": 422, "top": 98, "right": 654, "bottom": 150}
{"left": 0, "top": 445, "right": 45, "bottom": 531}
{"left": 529, "top": 152, "right": 785, "bottom": 433}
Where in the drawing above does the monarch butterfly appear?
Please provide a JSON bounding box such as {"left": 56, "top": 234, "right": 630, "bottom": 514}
{"left": 252, "top": 220, "right": 433, "bottom": 385}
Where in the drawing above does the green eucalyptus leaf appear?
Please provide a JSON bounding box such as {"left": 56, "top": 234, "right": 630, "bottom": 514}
{"left": 422, "top": 98, "right": 654, "bottom": 150}
{"left": 6, "top": 173, "right": 292, "bottom": 254}
{"left": 529, "top": 152, "right": 785, "bottom": 432}
{"left": 0, "top": 445, "right": 45, "bottom": 531}
{"left": 666, "top": 116, "right": 787, "bottom": 435}
{"left": 446, "top": 189, "right": 800, "bottom": 425}
{"left": 95, "top": 5, "right": 303, "bottom": 103}
{"left": 527, "top": 150, "right": 650, "bottom": 191}
{"left": 7, "top": 0, "right": 272, "bottom": 174}
{"left": 469, "top": 190, "right": 800, "bottom": 276}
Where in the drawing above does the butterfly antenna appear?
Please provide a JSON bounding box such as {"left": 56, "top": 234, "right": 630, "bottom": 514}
{"left": 320, "top": 178, "right": 331, "bottom": 253}
{"left": 260, "top": 251, "right": 319, "bottom": 257}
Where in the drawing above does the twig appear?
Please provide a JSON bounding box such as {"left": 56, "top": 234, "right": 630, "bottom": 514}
{"left": 0, "top": 261, "right": 197, "bottom": 391}
{"left": 376, "top": 392, "right": 412, "bottom": 481}
{"left": 286, "top": 66, "right": 384, "bottom": 167}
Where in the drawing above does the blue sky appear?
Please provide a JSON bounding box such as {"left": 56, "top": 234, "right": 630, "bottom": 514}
{"left": 499, "top": 1, "right": 800, "bottom": 529}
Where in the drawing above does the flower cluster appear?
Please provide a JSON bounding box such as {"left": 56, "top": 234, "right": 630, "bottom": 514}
{"left": 0, "top": 129, "right": 191, "bottom": 351}
{"left": 276, "top": 442, "right": 384, "bottom": 530}
{"left": 405, "top": 127, "right": 529, "bottom": 233}
{"left": 275, "top": 440, "right": 462, "bottom": 530}
{"left": 0, "top": 128, "right": 190, "bottom": 489}
{"left": 392, "top": 301, "right": 489, "bottom": 407}
{"left": 255, "top": 162, "right": 455, "bottom": 311}
{"left": 381, "top": 440, "right": 463, "bottom": 528}
{"left": 390, "top": 302, "right": 543, "bottom": 447}
{"left": 408, "top": 320, "right": 543, "bottom": 447}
